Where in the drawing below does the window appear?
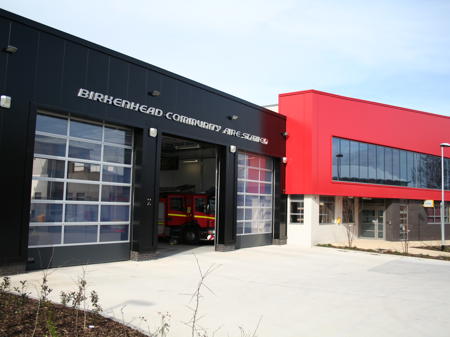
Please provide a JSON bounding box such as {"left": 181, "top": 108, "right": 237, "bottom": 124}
{"left": 342, "top": 197, "right": 354, "bottom": 223}
{"left": 399, "top": 205, "right": 408, "bottom": 240}
{"left": 425, "top": 202, "right": 449, "bottom": 224}
{"left": 236, "top": 152, "right": 273, "bottom": 235}
{"left": 319, "top": 196, "right": 335, "bottom": 224}
{"left": 289, "top": 196, "right": 304, "bottom": 224}
{"left": 195, "top": 198, "right": 206, "bottom": 213}
{"left": 169, "top": 197, "right": 185, "bottom": 212}
{"left": 332, "top": 137, "right": 450, "bottom": 190}
{"left": 29, "top": 113, "right": 133, "bottom": 247}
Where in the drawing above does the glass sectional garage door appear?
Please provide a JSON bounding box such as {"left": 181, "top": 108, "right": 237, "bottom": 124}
{"left": 29, "top": 112, "right": 133, "bottom": 248}
{"left": 236, "top": 152, "right": 273, "bottom": 235}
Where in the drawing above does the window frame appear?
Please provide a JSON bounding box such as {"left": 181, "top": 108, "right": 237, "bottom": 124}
{"left": 289, "top": 195, "right": 304, "bottom": 225}
{"left": 319, "top": 196, "right": 335, "bottom": 225}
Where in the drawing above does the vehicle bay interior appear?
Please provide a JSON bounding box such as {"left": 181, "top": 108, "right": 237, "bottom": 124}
{"left": 158, "top": 135, "right": 217, "bottom": 246}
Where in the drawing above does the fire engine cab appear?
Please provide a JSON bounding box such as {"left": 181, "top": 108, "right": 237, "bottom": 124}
{"left": 158, "top": 193, "right": 216, "bottom": 244}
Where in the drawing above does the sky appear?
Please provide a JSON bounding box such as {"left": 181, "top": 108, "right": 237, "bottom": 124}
{"left": 2, "top": 0, "right": 450, "bottom": 115}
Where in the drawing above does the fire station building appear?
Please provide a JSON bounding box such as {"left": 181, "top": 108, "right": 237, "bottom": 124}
{"left": 0, "top": 9, "right": 287, "bottom": 274}
{"left": 1, "top": 9, "right": 450, "bottom": 275}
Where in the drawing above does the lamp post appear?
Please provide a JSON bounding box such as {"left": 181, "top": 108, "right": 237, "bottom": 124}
{"left": 440, "top": 143, "right": 450, "bottom": 251}
{"left": 336, "top": 153, "right": 343, "bottom": 180}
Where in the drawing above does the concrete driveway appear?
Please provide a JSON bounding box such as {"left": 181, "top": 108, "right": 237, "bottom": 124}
{"left": 8, "top": 244, "right": 450, "bottom": 337}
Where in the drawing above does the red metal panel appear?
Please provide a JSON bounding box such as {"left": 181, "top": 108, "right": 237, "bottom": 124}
{"left": 279, "top": 90, "right": 450, "bottom": 200}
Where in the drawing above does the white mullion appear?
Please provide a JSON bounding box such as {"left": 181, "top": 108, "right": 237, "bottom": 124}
{"left": 99, "top": 181, "right": 130, "bottom": 188}
{"left": 98, "top": 123, "right": 105, "bottom": 243}
{"left": 61, "top": 117, "right": 70, "bottom": 245}
{"left": 30, "top": 222, "right": 62, "bottom": 227}
{"left": 126, "top": 128, "right": 134, "bottom": 241}
{"left": 61, "top": 200, "right": 102, "bottom": 205}
{"left": 101, "top": 162, "right": 133, "bottom": 169}
{"left": 59, "top": 221, "right": 99, "bottom": 226}
{"left": 32, "top": 176, "right": 66, "bottom": 183}
{"left": 35, "top": 130, "right": 67, "bottom": 140}
{"left": 99, "top": 221, "right": 129, "bottom": 224}
{"left": 102, "top": 141, "right": 133, "bottom": 150}
{"left": 33, "top": 153, "right": 67, "bottom": 161}
{"left": 68, "top": 135, "right": 102, "bottom": 145}
{"left": 28, "top": 239, "right": 130, "bottom": 249}
{"left": 65, "top": 179, "right": 102, "bottom": 185}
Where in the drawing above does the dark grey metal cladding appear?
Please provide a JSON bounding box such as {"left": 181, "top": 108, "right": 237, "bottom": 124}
{"left": 216, "top": 146, "right": 237, "bottom": 247}
{"left": 384, "top": 200, "right": 450, "bottom": 241}
{"left": 236, "top": 234, "right": 273, "bottom": 249}
{"left": 27, "top": 243, "right": 130, "bottom": 270}
{"left": 0, "top": 8, "right": 286, "bottom": 270}
{"left": 273, "top": 159, "right": 287, "bottom": 243}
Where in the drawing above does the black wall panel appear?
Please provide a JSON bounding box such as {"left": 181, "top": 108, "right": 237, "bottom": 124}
{"left": 35, "top": 32, "right": 65, "bottom": 106}
{"left": 0, "top": 18, "right": 9, "bottom": 93}
{"left": 0, "top": 20, "right": 39, "bottom": 266}
{"left": 61, "top": 41, "right": 88, "bottom": 112}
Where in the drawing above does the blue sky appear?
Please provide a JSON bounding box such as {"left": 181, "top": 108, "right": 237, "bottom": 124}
{"left": 2, "top": 0, "right": 450, "bottom": 115}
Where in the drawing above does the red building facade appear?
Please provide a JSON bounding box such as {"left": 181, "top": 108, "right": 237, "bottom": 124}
{"left": 279, "top": 90, "right": 450, "bottom": 244}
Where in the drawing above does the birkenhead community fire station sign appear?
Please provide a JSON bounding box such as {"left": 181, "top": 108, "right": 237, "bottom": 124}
{"left": 77, "top": 88, "right": 269, "bottom": 145}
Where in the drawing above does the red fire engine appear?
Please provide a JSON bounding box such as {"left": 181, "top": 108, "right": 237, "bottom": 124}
{"left": 158, "top": 193, "right": 216, "bottom": 244}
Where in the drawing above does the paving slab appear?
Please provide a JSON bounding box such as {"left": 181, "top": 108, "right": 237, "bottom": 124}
{"left": 7, "top": 244, "right": 450, "bottom": 337}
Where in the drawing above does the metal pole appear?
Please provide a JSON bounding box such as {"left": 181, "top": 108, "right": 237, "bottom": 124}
{"left": 441, "top": 146, "right": 445, "bottom": 251}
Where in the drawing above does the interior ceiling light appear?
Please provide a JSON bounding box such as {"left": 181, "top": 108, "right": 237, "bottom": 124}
{"left": 174, "top": 143, "right": 200, "bottom": 150}
{"left": 182, "top": 159, "right": 199, "bottom": 164}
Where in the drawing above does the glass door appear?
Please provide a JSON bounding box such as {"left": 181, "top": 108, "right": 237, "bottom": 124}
{"left": 360, "top": 207, "right": 384, "bottom": 239}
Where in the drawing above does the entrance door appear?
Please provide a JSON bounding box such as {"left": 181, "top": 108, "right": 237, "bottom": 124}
{"left": 360, "top": 208, "right": 384, "bottom": 239}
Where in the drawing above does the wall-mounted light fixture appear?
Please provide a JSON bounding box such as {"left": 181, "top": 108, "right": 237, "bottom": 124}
{"left": 4, "top": 45, "right": 18, "bottom": 54}
{"left": 282, "top": 157, "right": 288, "bottom": 164}
{"left": 149, "top": 90, "right": 160, "bottom": 97}
{"left": 228, "top": 115, "right": 239, "bottom": 120}
{"left": 230, "top": 145, "right": 237, "bottom": 153}
{"left": 149, "top": 128, "right": 158, "bottom": 137}
{"left": 0, "top": 95, "right": 11, "bottom": 109}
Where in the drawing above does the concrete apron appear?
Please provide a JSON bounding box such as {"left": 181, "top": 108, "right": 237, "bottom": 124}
{"left": 6, "top": 244, "right": 450, "bottom": 337}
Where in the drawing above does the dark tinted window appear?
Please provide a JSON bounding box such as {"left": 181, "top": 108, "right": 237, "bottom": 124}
{"left": 332, "top": 137, "right": 339, "bottom": 179}
{"left": 195, "top": 198, "right": 206, "bottom": 213}
{"left": 376, "top": 146, "right": 384, "bottom": 183}
{"left": 359, "top": 142, "right": 368, "bottom": 180}
{"left": 350, "top": 141, "right": 359, "bottom": 179}
{"left": 392, "top": 149, "right": 400, "bottom": 183}
{"left": 400, "top": 150, "right": 407, "bottom": 184}
{"left": 332, "top": 137, "right": 449, "bottom": 190}
{"left": 340, "top": 139, "right": 350, "bottom": 179}
{"left": 368, "top": 144, "right": 377, "bottom": 181}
